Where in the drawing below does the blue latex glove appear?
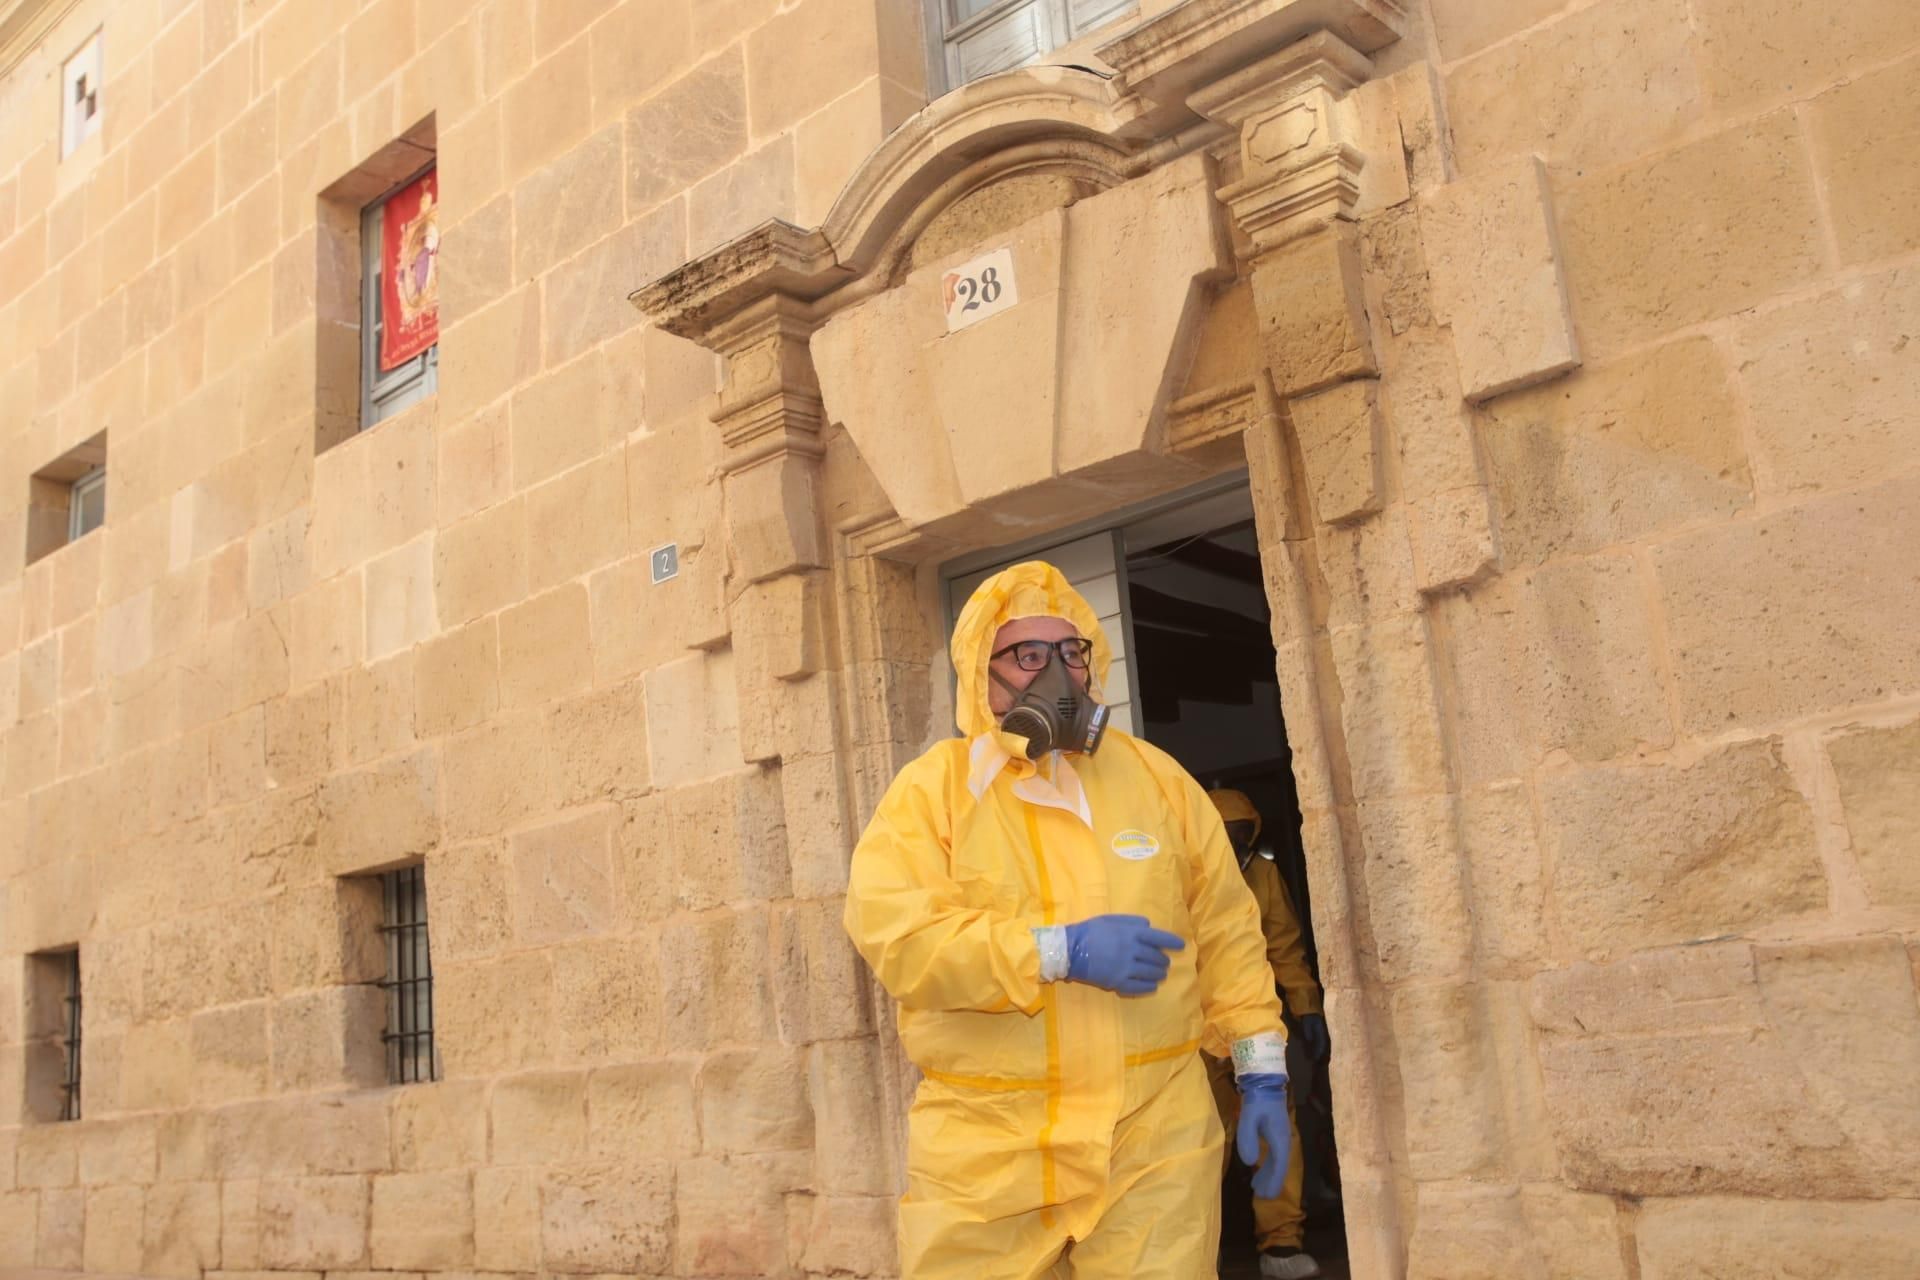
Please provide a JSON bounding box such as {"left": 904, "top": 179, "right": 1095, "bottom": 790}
{"left": 1064, "top": 914, "right": 1185, "bottom": 996}
{"left": 1295, "top": 1013, "right": 1329, "bottom": 1062}
{"left": 1237, "top": 1074, "right": 1291, "bottom": 1199}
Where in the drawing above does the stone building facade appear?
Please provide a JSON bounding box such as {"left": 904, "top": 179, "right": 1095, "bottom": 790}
{"left": 1, "top": 0, "right": 1917, "bottom": 1275}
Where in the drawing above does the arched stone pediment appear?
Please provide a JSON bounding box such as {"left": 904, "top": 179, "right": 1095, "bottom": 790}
{"left": 816, "top": 64, "right": 1145, "bottom": 286}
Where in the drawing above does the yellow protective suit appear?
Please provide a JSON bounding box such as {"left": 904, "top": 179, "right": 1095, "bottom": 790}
{"left": 844, "top": 562, "right": 1286, "bottom": 1280}
{"left": 1206, "top": 788, "right": 1322, "bottom": 1250}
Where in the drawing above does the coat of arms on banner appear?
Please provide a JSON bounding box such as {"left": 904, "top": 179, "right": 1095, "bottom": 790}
{"left": 379, "top": 169, "right": 440, "bottom": 370}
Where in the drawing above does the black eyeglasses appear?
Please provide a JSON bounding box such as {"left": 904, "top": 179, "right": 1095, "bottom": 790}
{"left": 990, "top": 638, "right": 1094, "bottom": 671}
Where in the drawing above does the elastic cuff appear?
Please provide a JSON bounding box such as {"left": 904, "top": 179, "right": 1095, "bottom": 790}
{"left": 1231, "top": 1030, "right": 1289, "bottom": 1079}
{"left": 1032, "top": 925, "right": 1069, "bottom": 983}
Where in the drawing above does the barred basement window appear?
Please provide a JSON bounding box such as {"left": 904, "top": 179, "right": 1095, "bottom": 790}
{"left": 24, "top": 949, "right": 81, "bottom": 1122}
{"left": 380, "top": 865, "right": 438, "bottom": 1083}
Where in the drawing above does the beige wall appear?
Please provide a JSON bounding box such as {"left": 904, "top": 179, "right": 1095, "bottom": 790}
{"left": 0, "top": 0, "right": 1916, "bottom": 1276}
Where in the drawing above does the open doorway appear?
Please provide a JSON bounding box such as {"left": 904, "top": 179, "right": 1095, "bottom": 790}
{"left": 940, "top": 477, "right": 1347, "bottom": 1279}
{"left": 1122, "top": 496, "right": 1346, "bottom": 1280}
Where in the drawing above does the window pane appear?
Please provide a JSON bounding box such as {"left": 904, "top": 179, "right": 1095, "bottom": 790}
{"left": 1065, "top": 0, "right": 1133, "bottom": 37}
{"left": 950, "top": 3, "right": 1050, "bottom": 84}
{"left": 73, "top": 473, "right": 106, "bottom": 538}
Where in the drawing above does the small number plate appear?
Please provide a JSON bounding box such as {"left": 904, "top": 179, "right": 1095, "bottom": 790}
{"left": 942, "top": 247, "right": 1018, "bottom": 333}
{"left": 650, "top": 543, "right": 679, "bottom": 584}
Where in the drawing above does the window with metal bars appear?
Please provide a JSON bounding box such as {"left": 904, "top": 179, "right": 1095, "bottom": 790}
{"left": 379, "top": 865, "right": 438, "bottom": 1084}
{"left": 58, "top": 952, "right": 81, "bottom": 1120}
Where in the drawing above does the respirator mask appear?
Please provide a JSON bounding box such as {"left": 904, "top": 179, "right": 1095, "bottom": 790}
{"left": 989, "top": 638, "right": 1110, "bottom": 760}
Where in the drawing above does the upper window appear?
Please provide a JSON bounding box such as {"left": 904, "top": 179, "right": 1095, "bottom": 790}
{"left": 61, "top": 32, "right": 102, "bottom": 158}
{"left": 25, "top": 432, "right": 107, "bottom": 566}
{"left": 361, "top": 165, "right": 440, "bottom": 430}
{"left": 929, "top": 0, "right": 1137, "bottom": 93}
{"left": 69, "top": 466, "right": 106, "bottom": 542}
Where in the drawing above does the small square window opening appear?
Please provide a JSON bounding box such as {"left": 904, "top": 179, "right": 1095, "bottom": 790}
{"left": 380, "top": 865, "right": 438, "bottom": 1084}
{"left": 61, "top": 32, "right": 103, "bottom": 158}
{"left": 25, "top": 431, "right": 108, "bottom": 566}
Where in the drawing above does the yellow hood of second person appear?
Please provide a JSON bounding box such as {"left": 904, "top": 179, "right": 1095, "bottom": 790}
{"left": 951, "top": 561, "right": 1113, "bottom": 745}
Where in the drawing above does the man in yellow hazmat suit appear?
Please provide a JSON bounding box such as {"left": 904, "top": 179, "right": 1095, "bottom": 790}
{"left": 1206, "top": 788, "right": 1327, "bottom": 1280}
{"left": 844, "top": 562, "right": 1292, "bottom": 1279}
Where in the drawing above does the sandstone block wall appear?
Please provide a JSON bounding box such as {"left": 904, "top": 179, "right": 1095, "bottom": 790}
{"left": 0, "top": 0, "right": 918, "bottom": 1274}
{"left": 1, "top": 0, "right": 1917, "bottom": 1277}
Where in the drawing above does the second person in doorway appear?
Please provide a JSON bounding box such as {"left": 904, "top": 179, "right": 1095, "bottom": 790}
{"left": 1207, "top": 788, "right": 1328, "bottom": 1280}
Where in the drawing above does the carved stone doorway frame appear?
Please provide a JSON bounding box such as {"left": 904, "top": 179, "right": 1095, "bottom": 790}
{"left": 630, "top": 3, "right": 1471, "bottom": 1275}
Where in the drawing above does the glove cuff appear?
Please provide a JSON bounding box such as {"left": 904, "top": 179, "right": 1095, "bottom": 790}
{"left": 1231, "top": 1031, "right": 1289, "bottom": 1081}
{"left": 1032, "top": 925, "right": 1070, "bottom": 983}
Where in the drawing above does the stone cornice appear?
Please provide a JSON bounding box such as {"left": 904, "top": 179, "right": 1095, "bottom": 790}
{"left": 631, "top": 0, "right": 1408, "bottom": 350}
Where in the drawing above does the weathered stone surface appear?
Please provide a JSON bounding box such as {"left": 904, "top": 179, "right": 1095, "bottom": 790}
{"left": 1419, "top": 156, "right": 1578, "bottom": 401}
{"left": 698, "top": 1044, "right": 813, "bottom": 1154}
{"left": 667, "top": 766, "right": 790, "bottom": 909}
{"left": 646, "top": 650, "right": 745, "bottom": 787}
{"left": 369, "top": 1170, "right": 474, "bottom": 1268}
{"left": 192, "top": 1000, "right": 272, "bottom": 1101}
{"left": 259, "top": 1174, "right": 369, "bottom": 1268}
{"left": 316, "top": 747, "right": 440, "bottom": 875}
{"left": 432, "top": 495, "right": 529, "bottom": 629}
{"left": 1251, "top": 227, "right": 1376, "bottom": 398}
{"left": 547, "top": 676, "right": 651, "bottom": 805}
{"left": 134, "top": 1177, "right": 212, "bottom": 1280}
{"left": 1289, "top": 379, "right": 1383, "bottom": 525}
{"left": 1654, "top": 475, "right": 1920, "bottom": 734}
{"left": 1540, "top": 739, "right": 1824, "bottom": 958}
{"left": 473, "top": 1166, "right": 541, "bottom": 1270}
{"left": 1358, "top": 795, "right": 1474, "bottom": 983}
{"left": 1331, "top": 616, "right": 1451, "bottom": 801}
{"left": 1427, "top": 0, "right": 1563, "bottom": 60}
{"left": 1444, "top": 0, "right": 1703, "bottom": 175}
{"left": 392, "top": 1079, "right": 489, "bottom": 1170}
{"left": 1734, "top": 264, "right": 1920, "bottom": 498}
{"left": 1532, "top": 937, "right": 1920, "bottom": 1197}
{"left": 1479, "top": 335, "right": 1751, "bottom": 565}
{"left": 435, "top": 952, "right": 555, "bottom": 1077}
{"left": 491, "top": 1070, "right": 588, "bottom": 1165}
{"left": 38, "top": 1185, "right": 84, "bottom": 1267}
{"left": 1692, "top": 0, "right": 1920, "bottom": 114}
{"left": 807, "top": 1037, "right": 893, "bottom": 1196}
{"left": 414, "top": 617, "right": 500, "bottom": 737}
{"left": 426, "top": 839, "right": 514, "bottom": 962}
{"left": 660, "top": 906, "right": 776, "bottom": 1049}
{"left": 442, "top": 712, "right": 556, "bottom": 842}
{"left": 83, "top": 1183, "right": 145, "bottom": 1272}
{"left": 676, "top": 1151, "right": 806, "bottom": 1276}
{"left": 1555, "top": 113, "right": 1825, "bottom": 354}
{"left": 1437, "top": 553, "right": 1672, "bottom": 783}
{"left": 588, "top": 1059, "right": 700, "bottom": 1159}
{"left": 513, "top": 124, "right": 622, "bottom": 280}
{"left": 1406, "top": 1181, "right": 1630, "bottom": 1280}
{"left": 1808, "top": 49, "right": 1920, "bottom": 265}
{"left": 498, "top": 584, "right": 593, "bottom": 710}
{"left": 550, "top": 934, "right": 665, "bottom": 1063}
{"left": 1828, "top": 716, "right": 1920, "bottom": 908}
{"left": 509, "top": 805, "right": 620, "bottom": 943}
{"left": 626, "top": 49, "right": 748, "bottom": 211}
{"left": 540, "top": 1161, "right": 673, "bottom": 1273}
{"left": 1458, "top": 783, "right": 1547, "bottom": 975}
{"left": 1635, "top": 1195, "right": 1920, "bottom": 1279}
{"left": 270, "top": 985, "right": 388, "bottom": 1091}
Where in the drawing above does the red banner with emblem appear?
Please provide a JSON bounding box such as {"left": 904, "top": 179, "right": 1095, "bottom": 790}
{"left": 379, "top": 169, "right": 439, "bottom": 370}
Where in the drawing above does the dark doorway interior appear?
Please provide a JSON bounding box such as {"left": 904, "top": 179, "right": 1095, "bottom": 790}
{"left": 1125, "top": 515, "right": 1348, "bottom": 1280}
